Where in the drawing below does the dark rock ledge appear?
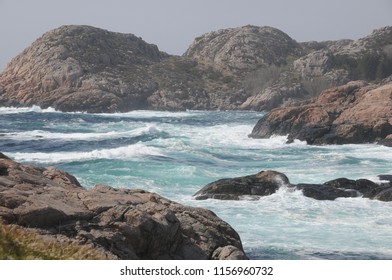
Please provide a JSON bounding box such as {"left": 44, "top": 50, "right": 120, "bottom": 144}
{"left": 194, "top": 170, "right": 392, "bottom": 202}
{"left": 0, "top": 153, "right": 247, "bottom": 260}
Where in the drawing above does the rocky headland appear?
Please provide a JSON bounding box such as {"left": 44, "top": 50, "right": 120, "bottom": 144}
{"left": 0, "top": 153, "right": 247, "bottom": 260}
{"left": 249, "top": 78, "right": 392, "bottom": 145}
{"left": 1, "top": 25, "right": 391, "bottom": 113}
{"left": 194, "top": 170, "right": 392, "bottom": 202}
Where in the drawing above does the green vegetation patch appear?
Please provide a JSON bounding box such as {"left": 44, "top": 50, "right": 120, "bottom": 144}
{"left": 0, "top": 222, "right": 110, "bottom": 260}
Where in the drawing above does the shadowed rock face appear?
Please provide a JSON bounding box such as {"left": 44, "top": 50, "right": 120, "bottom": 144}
{"left": 193, "top": 170, "right": 392, "bottom": 202}
{"left": 0, "top": 154, "right": 247, "bottom": 260}
{"left": 249, "top": 80, "right": 392, "bottom": 145}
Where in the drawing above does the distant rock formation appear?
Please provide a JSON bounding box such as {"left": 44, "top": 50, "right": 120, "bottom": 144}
{"left": 249, "top": 79, "right": 392, "bottom": 145}
{"left": 0, "top": 25, "right": 241, "bottom": 112}
{"left": 239, "top": 26, "right": 392, "bottom": 111}
{"left": 0, "top": 25, "right": 391, "bottom": 112}
{"left": 0, "top": 153, "right": 247, "bottom": 260}
{"left": 193, "top": 170, "right": 392, "bottom": 201}
{"left": 184, "top": 25, "right": 303, "bottom": 73}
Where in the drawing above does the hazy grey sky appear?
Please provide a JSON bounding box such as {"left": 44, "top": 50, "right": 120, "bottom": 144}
{"left": 1, "top": 0, "right": 391, "bottom": 70}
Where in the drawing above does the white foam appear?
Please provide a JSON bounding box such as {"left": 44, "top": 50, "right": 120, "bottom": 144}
{"left": 95, "top": 110, "right": 199, "bottom": 118}
{"left": 0, "top": 106, "right": 59, "bottom": 114}
{"left": 2, "top": 124, "right": 166, "bottom": 141}
{"left": 9, "top": 143, "right": 165, "bottom": 163}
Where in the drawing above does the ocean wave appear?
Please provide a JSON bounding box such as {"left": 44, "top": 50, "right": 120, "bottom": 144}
{"left": 9, "top": 143, "right": 165, "bottom": 163}
{"left": 0, "top": 105, "right": 59, "bottom": 114}
{"left": 94, "top": 110, "right": 200, "bottom": 119}
{"left": 1, "top": 124, "right": 167, "bottom": 141}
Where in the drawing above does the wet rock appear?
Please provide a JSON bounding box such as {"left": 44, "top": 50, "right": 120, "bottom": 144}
{"left": 295, "top": 184, "right": 358, "bottom": 200}
{"left": 193, "top": 170, "right": 289, "bottom": 200}
{"left": 194, "top": 170, "right": 392, "bottom": 202}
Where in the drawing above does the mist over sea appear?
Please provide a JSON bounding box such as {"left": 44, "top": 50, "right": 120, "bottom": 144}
{"left": 2, "top": 106, "right": 392, "bottom": 259}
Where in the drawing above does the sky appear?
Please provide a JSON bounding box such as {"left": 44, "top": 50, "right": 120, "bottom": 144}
{"left": 0, "top": 0, "right": 391, "bottom": 70}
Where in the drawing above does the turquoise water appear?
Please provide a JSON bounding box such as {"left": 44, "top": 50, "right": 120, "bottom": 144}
{"left": 1, "top": 106, "right": 392, "bottom": 259}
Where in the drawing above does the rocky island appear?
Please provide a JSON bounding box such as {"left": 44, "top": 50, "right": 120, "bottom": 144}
{"left": 1, "top": 25, "right": 391, "bottom": 114}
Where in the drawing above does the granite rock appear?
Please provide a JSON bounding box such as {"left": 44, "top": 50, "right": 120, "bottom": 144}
{"left": 249, "top": 80, "right": 392, "bottom": 145}
{"left": 0, "top": 154, "right": 247, "bottom": 260}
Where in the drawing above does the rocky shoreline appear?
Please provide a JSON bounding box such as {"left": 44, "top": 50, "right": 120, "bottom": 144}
{"left": 0, "top": 153, "right": 247, "bottom": 260}
{"left": 1, "top": 25, "right": 391, "bottom": 113}
{"left": 249, "top": 79, "right": 392, "bottom": 146}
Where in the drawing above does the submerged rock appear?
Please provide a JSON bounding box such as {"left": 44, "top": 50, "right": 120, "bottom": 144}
{"left": 194, "top": 170, "right": 392, "bottom": 202}
{"left": 0, "top": 154, "right": 247, "bottom": 260}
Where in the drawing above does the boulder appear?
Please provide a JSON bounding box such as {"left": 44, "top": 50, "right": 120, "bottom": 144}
{"left": 193, "top": 170, "right": 290, "bottom": 200}
{"left": 0, "top": 155, "right": 247, "bottom": 260}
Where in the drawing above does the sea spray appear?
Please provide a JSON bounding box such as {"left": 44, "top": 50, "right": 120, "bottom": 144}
{"left": 1, "top": 107, "right": 392, "bottom": 259}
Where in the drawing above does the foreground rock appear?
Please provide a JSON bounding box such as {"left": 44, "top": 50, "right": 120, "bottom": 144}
{"left": 249, "top": 79, "right": 392, "bottom": 145}
{"left": 193, "top": 170, "right": 392, "bottom": 201}
{"left": 0, "top": 153, "right": 247, "bottom": 259}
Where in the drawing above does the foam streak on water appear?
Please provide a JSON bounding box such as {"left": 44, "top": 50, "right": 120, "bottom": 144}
{"left": 1, "top": 107, "right": 392, "bottom": 259}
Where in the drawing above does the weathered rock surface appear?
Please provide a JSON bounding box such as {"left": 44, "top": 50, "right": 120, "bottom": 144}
{"left": 184, "top": 25, "right": 303, "bottom": 73}
{"left": 194, "top": 170, "right": 392, "bottom": 202}
{"left": 249, "top": 79, "right": 392, "bottom": 145}
{"left": 1, "top": 25, "right": 391, "bottom": 113}
{"left": 239, "top": 26, "right": 392, "bottom": 111}
{"left": 0, "top": 25, "right": 240, "bottom": 112}
{"left": 193, "top": 170, "right": 289, "bottom": 200}
{"left": 0, "top": 153, "right": 247, "bottom": 260}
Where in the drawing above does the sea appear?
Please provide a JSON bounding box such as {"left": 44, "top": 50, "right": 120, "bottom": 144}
{"left": 1, "top": 106, "right": 392, "bottom": 260}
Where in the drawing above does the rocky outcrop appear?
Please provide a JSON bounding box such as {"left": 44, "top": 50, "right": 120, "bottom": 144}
{"left": 239, "top": 26, "right": 392, "bottom": 111}
{"left": 0, "top": 25, "right": 240, "bottom": 112}
{"left": 193, "top": 170, "right": 289, "bottom": 200}
{"left": 184, "top": 25, "right": 303, "bottom": 73}
{"left": 1, "top": 25, "right": 391, "bottom": 113}
{"left": 0, "top": 153, "right": 247, "bottom": 260}
{"left": 239, "top": 81, "right": 309, "bottom": 111}
{"left": 193, "top": 170, "right": 392, "bottom": 202}
{"left": 249, "top": 79, "right": 392, "bottom": 145}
